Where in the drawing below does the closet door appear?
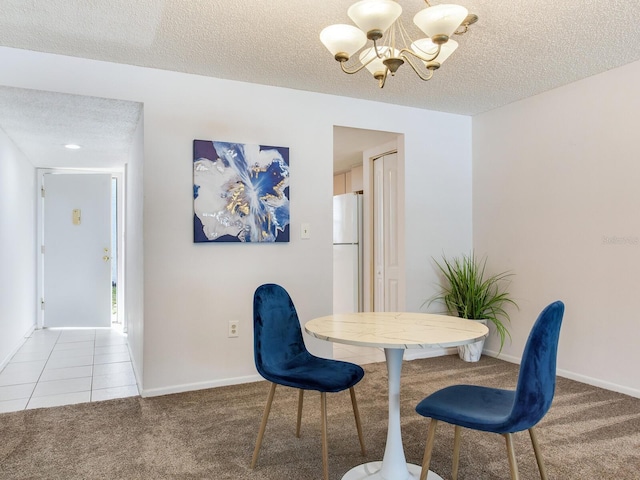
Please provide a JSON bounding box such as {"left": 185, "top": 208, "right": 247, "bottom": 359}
{"left": 373, "top": 152, "right": 400, "bottom": 311}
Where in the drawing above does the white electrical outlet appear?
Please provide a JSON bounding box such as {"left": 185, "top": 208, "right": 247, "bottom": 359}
{"left": 228, "top": 321, "right": 239, "bottom": 338}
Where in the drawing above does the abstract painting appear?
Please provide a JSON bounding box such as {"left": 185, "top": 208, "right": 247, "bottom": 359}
{"left": 193, "top": 140, "right": 290, "bottom": 243}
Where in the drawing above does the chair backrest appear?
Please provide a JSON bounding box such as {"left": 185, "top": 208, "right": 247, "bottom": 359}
{"left": 508, "top": 300, "right": 565, "bottom": 432}
{"left": 253, "top": 283, "right": 308, "bottom": 380}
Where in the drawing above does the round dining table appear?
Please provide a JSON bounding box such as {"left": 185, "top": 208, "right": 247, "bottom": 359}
{"left": 305, "top": 311, "right": 489, "bottom": 480}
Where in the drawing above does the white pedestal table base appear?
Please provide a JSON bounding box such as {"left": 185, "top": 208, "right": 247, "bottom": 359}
{"left": 341, "top": 461, "right": 443, "bottom": 480}
{"left": 341, "top": 349, "right": 443, "bottom": 480}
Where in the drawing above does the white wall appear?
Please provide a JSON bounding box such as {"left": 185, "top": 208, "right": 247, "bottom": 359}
{"left": 125, "top": 112, "right": 145, "bottom": 385}
{"left": 0, "top": 47, "right": 472, "bottom": 396}
{"left": 473, "top": 59, "right": 640, "bottom": 397}
{"left": 0, "top": 127, "right": 37, "bottom": 368}
{"left": 404, "top": 115, "right": 473, "bottom": 312}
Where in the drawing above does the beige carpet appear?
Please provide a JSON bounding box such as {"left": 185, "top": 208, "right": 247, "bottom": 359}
{"left": 1, "top": 355, "right": 639, "bottom": 479}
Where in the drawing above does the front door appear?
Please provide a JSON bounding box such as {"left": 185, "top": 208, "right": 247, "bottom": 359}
{"left": 42, "top": 173, "right": 112, "bottom": 327}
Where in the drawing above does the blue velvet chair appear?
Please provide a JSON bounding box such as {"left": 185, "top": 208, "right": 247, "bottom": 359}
{"left": 250, "top": 283, "right": 366, "bottom": 480}
{"left": 415, "top": 301, "right": 565, "bottom": 480}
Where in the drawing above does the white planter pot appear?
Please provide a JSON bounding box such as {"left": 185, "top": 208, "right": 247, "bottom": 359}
{"left": 457, "top": 319, "right": 487, "bottom": 362}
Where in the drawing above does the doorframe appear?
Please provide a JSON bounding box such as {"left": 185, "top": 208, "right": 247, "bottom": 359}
{"left": 361, "top": 138, "right": 406, "bottom": 312}
{"left": 36, "top": 168, "right": 125, "bottom": 329}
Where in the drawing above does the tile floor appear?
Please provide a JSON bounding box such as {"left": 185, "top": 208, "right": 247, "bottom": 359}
{"left": 333, "top": 343, "right": 386, "bottom": 365}
{"left": 0, "top": 331, "right": 378, "bottom": 414}
{"left": 0, "top": 327, "right": 138, "bottom": 414}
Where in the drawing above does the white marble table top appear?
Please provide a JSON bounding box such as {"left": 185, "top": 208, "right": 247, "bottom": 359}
{"left": 305, "top": 312, "right": 489, "bottom": 350}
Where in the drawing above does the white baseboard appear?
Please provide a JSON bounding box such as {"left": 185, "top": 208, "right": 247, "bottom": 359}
{"left": 0, "top": 324, "right": 36, "bottom": 371}
{"left": 554, "top": 368, "right": 640, "bottom": 399}
{"left": 142, "top": 349, "right": 453, "bottom": 397}
{"left": 483, "top": 348, "right": 640, "bottom": 399}
{"left": 482, "top": 349, "right": 521, "bottom": 364}
{"left": 141, "top": 374, "right": 263, "bottom": 398}
{"left": 139, "top": 349, "right": 456, "bottom": 397}
{"left": 141, "top": 348, "right": 640, "bottom": 401}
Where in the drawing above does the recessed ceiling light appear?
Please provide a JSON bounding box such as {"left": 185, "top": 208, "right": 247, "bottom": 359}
{"left": 64, "top": 144, "right": 82, "bottom": 150}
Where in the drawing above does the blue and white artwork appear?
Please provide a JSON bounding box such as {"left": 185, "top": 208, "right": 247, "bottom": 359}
{"left": 193, "top": 140, "right": 290, "bottom": 243}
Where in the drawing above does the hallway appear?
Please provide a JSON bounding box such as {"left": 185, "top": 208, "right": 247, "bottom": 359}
{"left": 0, "top": 327, "right": 138, "bottom": 413}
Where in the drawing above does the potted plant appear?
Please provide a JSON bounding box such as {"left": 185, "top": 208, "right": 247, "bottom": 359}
{"left": 427, "top": 252, "right": 517, "bottom": 362}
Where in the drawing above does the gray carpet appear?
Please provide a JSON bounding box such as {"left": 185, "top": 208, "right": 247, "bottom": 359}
{"left": 1, "top": 355, "right": 639, "bottom": 479}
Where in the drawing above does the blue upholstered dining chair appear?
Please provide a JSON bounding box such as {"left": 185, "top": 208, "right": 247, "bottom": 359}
{"left": 415, "top": 300, "right": 565, "bottom": 480}
{"left": 250, "top": 283, "right": 366, "bottom": 480}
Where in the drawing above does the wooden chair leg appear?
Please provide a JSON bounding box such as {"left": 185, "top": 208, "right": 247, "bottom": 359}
{"left": 452, "top": 425, "right": 462, "bottom": 480}
{"left": 420, "top": 419, "right": 439, "bottom": 480}
{"left": 349, "top": 387, "right": 366, "bottom": 455}
{"left": 504, "top": 433, "right": 520, "bottom": 480}
{"left": 251, "top": 382, "right": 277, "bottom": 469}
{"left": 296, "top": 389, "right": 304, "bottom": 438}
{"left": 320, "top": 392, "right": 329, "bottom": 480}
{"left": 529, "top": 427, "right": 548, "bottom": 480}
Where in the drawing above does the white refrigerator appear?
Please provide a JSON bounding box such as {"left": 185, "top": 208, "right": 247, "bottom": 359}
{"left": 333, "top": 193, "right": 363, "bottom": 313}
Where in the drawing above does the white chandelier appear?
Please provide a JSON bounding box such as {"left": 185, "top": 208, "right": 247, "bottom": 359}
{"left": 320, "top": 0, "right": 477, "bottom": 88}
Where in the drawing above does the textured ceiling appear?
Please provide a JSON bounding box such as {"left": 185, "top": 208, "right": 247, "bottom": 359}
{"left": 1, "top": 1, "right": 640, "bottom": 169}
{"left": 0, "top": 87, "right": 142, "bottom": 169}
{"left": 1, "top": 0, "right": 639, "bottom": 116}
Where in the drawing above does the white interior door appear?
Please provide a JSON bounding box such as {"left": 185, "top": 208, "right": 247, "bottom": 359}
{"left": 373, "top": 152, "right": 400, "bottom": 311}
{"left": 43, "top": 173, "right": 112, "bottom": 327}
{"left": 374, "top": 157, "right": 385, "bottom": 311}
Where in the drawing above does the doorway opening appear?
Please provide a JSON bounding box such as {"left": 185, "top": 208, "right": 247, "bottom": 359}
{"left": 111, "top": 177, "right": 119, "bottom": 325}
{"left": 332, "top": 126, "right": 405, "bottom": 363}
{"left": 0, "top": 86, "right": 143, "bottom": 411}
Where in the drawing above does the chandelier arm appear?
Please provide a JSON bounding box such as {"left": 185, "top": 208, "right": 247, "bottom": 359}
{"left": 396, "top": 17, "right": 414, "bottom": 50}
{"left": 339, "top": 61, "right": 368, "bottom": 75}
{"left": 401, "top": 54, "right": 435, "bottom": 81}
{"left": 455, "top": 13, "right": 479, "bottom": 35}
{"left": 398, "top": 45, "right": 441, "bottom": 64}
{"left": 339, "top": 53, "right": 378, "bottom": 75}
{"left": 388, "top": 21, "right": 398, "bottom": 51}
{"left": 372, "top": 38, "right": 387, "bottom": 59}
{"left": 378, "top": 68, "right": 389, "bottom": 88}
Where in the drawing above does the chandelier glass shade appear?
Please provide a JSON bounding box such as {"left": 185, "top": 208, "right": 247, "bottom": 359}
{"left": 348, "top": 0, "right": 402, "bottom": 35}
{"left": 320, "top": 0, "right": 477, "bottom": 88}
